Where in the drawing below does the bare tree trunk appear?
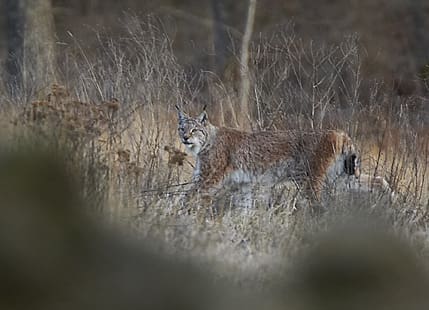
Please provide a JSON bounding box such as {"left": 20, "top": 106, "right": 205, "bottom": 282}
{"left": 239, "top": 0, "right": 257, "bottom": 130}
{"left": 23, "top": 0, "right": 56, "bottom": 94}
{"left": 211, "top": 0, "right": 230, "bottom": 75}
{"left": 408, "top": 0, "right": 428, "bottom": 94}
{"left": 80, "top": 0, "right": 98, "bottom": 16}
{"left": 5, "top": 0, "right": 25, "bottom": 95}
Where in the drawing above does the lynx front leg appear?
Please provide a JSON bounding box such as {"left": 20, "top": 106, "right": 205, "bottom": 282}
{"left": 189, "top": 156, "right": 232, "bottom": 217}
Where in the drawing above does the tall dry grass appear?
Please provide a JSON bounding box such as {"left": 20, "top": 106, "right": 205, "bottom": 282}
{"left": 0, "top": 15, "right": 428, "bottom": 296}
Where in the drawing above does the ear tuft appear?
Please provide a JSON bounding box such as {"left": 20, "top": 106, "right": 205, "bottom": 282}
{"left": 197, "top": 111, "right": 208, "bottom": 125}
{"left": 175, "top": 104, "right": 186, "bottom": 120}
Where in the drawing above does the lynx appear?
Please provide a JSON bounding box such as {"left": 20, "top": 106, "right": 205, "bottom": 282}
{"left": 176, "top": 106, "right": 360, "bottom": 201}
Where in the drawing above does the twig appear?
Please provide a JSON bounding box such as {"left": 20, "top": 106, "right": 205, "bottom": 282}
{"left": 139, "top": 181, "right": 195, "bottom": 196}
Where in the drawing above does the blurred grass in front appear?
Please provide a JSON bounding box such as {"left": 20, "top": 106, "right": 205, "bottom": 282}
{"left": 0, "top": 15, "right": 428, "bottom": 309}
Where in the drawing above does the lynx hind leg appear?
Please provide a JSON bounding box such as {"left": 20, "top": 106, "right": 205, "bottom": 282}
{"left": 305, "top": 131, "right": 346, "bottom": 201}
{"left": 303, "top": 130, "right": 357, "bottom": 206}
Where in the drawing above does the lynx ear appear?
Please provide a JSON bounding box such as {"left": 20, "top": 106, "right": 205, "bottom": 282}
{"left": 197, "top": 110, "right": 208, "bottom": 125}
{"left": 175, "top": 104, "right": 186, "bottom": 121}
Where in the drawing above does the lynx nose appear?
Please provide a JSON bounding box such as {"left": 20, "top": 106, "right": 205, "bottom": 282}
{"left": 182, "top": 135, "right": 192, "bottom": 144}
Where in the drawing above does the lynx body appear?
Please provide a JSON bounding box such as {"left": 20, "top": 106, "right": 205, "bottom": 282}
{"left": 176, "top": 106, "right": 359, "bottom": 200}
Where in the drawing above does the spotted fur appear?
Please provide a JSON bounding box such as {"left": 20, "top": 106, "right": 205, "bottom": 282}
{"left": 176, "top": 106, "right": 359, "bottom": 200}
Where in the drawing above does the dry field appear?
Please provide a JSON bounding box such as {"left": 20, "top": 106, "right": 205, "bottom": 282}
{"left": 1, "top": 17, "right": 428, "bottom": 309}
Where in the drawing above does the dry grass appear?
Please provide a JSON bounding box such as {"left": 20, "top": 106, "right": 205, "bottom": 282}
{"left": 1, "top": 16, "right": 428, "bottom": 308}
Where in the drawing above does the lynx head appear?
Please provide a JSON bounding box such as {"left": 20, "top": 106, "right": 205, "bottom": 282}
{"left": 175, "top": 105, "right": 210, "bottom": 156}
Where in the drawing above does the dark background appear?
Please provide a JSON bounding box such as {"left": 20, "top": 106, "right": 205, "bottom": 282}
{"left": 1, "top": 0, "right": 428, "bottom": 96}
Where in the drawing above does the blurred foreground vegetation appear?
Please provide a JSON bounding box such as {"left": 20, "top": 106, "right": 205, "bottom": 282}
{"left": 0, "top": 8, "right": 428, "bottom": 309}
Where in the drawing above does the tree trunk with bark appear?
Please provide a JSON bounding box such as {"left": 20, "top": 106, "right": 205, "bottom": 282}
{"left": 239, "top": 0, "right": 257, "bottom": 131}
{"left": 23, "top": 0, "right": 56, "bottom": 94}
{"left": 211, "top": 0, "right": 230, "bottom": 75}
{"left": 5, "top": 0, "right": 25, "bottom": 94}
